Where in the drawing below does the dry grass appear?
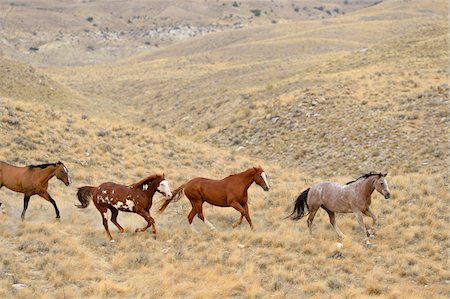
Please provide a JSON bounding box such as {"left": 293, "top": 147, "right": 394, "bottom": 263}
{"left": 0, "top": 0, "right": 449, "bottom": 298}
{"left": 0, "top": 99, "right": 448, "bottom": 298}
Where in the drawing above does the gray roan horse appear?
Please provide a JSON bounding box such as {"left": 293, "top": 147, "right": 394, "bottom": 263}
{"left": 288, "top": 172, "right": 391, "bottom": 245}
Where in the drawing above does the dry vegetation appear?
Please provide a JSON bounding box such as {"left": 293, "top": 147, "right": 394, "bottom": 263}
{"left": 0, "top": 0, "right": 449, "bottom": 298}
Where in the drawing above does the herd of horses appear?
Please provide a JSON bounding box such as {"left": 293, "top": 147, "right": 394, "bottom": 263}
{"left": 0, "top": 161, "right": 391, "bottom": 245}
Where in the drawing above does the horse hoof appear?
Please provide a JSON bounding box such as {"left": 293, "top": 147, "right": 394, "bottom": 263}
{"left": 110, "top": 239, "right": 115, "bottom": 243}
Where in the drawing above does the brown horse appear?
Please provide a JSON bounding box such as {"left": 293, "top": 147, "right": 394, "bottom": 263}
{"left": 76, "top": 173, "right": 172, "bottom": 241}
{"left": 0, "top": 161, "right": 71, "bottom": 219}
{"left": 158, "top": 166, "right": 270, "bottom": 230}
{"left": 288, "top": 172, "right": 391, "bottom": 245}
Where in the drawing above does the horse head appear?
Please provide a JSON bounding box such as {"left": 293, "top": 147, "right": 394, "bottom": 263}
{"left": 374, "top": 172, "right": 391, "bottom": 199}
{"left": 155, "top": 173, "right": 172, "bottom": 199}
{"left": 55, "top": 161, "right": 71, "bottom": 186}
{"left": 253, "top": 166, "right": 270, "bottom": 192}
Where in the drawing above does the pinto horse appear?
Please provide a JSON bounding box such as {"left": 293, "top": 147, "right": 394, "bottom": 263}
{"left": 76, "top": 173, "right": 172, "bottom": 241}
{"left": 158, "top": 166, "right": 270, "bottom": 230}
{"left": 0, "top": 161, "right": 71, "bottom": 219}
{"left": 288, "top": 172, "right": 391, "bottom": 245}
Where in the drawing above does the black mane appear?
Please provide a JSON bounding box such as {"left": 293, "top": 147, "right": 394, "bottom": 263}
{"left": 28, "top": 161, "right": 62, "bottom": 169}
{"left": 345, "top": 172, "right": 381, "bottom": 185}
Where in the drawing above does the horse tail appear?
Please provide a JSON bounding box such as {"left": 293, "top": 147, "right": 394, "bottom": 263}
{"left": 76, "top": 186, "right": 96, "bottom": 208}
{"left": 158, "top": 184, "right": 185, "bottom": 214}
{"left": 287, "top": 188, "right": 310, "bottom": 220}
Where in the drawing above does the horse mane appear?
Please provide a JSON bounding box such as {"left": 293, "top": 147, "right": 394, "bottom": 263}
{"left": 228, "top": 167, "right": 259, "bottom": 178}
{"left": 28, "top": 161, "right": 62, "bottom": 169}
{"left": 130, "top": 173, "right": 163, "bottom": 189}
{"left": 345, "top": 172, "right": 381, "bottom": 185}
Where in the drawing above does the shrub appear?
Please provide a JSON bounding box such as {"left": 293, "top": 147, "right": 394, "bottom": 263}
{"left": 250, "top": 9, "right": 261, "bottom": 17}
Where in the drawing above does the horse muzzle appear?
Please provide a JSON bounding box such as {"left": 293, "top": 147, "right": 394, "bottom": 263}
{"left": 384, "top": 193, "right": 391, "bottom": 200}
{"left": 264, "top": 187, "right": 269, "bottom": 192}
{"left": 165, "top": 192, "right": 173, "bottom": 199}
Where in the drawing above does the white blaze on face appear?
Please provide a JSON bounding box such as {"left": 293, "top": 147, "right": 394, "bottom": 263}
{"left": 381, "top": 177, "right": 390, "bottom": 194}
{"left": 158, "top": 180, "right": 172, "bottom": 198}
{"left": 142, "top": 184, "right": 148, "bottom": 191}
{"left": 63, "top": 166, "right": 71, "bottom": 184}
{"left": 261, "top": 172, "right": 270, "bottom": 189}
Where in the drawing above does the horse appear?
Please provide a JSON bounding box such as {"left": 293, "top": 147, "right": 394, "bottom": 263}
{"left": 76, "top": 173, "right": 172, "bottom": 241}
{"left": 287, "top": 172, "right": 391, "bottom": 246}
{"left": 158, "top": 166, "right": 270, "bottom": 231}
{"left": 0, "top": 161, "right": 71, "bottom": 219}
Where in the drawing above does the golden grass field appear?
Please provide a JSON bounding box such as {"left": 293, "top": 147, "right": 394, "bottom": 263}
{"left": 0, "top": 0, "right": 448, "bottom": 298}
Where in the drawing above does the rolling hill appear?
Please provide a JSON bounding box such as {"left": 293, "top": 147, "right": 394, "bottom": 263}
{"left": 0, "top": 0, "right": 448, "bottom": 298}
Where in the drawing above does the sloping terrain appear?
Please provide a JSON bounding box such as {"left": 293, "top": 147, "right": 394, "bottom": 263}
{"left": 0, "top": 0, "right": 379, "bottom": 66}
{"left": 44, "top": 0, "right": 449, "bottom": 176}
{"left": 0, "top": 97, "right": 448, "bottom": 298}
{"left": 0, "top": 0, "right": 448, "bottom": 298}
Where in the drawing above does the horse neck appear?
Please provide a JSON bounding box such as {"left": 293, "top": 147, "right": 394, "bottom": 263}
{"left": 35, "top": 166, "right": 57, "bottom": 184}
{"left": 353, "top": 176, "right": 376, "bottom": 200}
{"left": 235, "top": 168, "right": 256, "bottom": 191}
{"left": 142, "top": 179, "right": 159, "bottom": 200}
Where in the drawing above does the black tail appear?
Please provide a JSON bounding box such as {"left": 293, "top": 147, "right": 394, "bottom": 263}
{"left": 287, "top": 188, "right": 310, "bottom": 220}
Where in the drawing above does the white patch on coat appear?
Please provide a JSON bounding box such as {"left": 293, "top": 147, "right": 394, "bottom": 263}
{"left": 261, "top": 172, "right": 270, "bottom": 188}
{"left": 158, "top": 180, "right": 172, "bottom": 197}
{"left": 113, "top": 201, "right": 124, "bottom": 209}
{"left": 102, "top": 190, "right": 107, "bottom": 194}
{"left": 125, "top": 200, "right": 135, "bottom": 211}
{"left": 142, "top": 184, "right": 148, "bottom": 191}
{"left": 111, "top": 190, "right": 115, "bottom": 195}
{"left": 102, "top": 212, "right": 107, "bottom": 219}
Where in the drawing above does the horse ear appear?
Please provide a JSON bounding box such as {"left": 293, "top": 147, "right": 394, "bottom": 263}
{"left": 383, "top": 172, "right": 388, "bottom": 177}
{"left": 162, "top": 172, "right": 165, "bottom": 178}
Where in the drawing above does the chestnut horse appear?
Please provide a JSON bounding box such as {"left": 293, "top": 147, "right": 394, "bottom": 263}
{"left": 0, "top": 161, "right": 71, "bottom": 219}
{"left": 158, "top": 166, "right": 270, "bottom": 230}
{"left": 287, "top": 172, "right": 391, "bottom": 245}
{"left": 76, "top": 173, "right": 172, "bottom": 241}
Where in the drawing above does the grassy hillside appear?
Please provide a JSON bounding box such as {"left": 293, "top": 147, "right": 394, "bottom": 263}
{"left": 0, "top": 0, "right": 379, "bottom": 66}
{"left": 44, "top": 0, "right": 448, "bottom": 176}
{"left": 0, "top": 58, "right": 86, "bottom": 108}
{"left": 0, "top": 0, "right": 448, "bottom": 298}
{"left": 0, "top": 98, "right": 448, "bottom": 298}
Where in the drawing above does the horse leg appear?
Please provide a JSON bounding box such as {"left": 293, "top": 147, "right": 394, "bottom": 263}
{"left": 21, "top": 195, "right": 31, "bottom": 220}
{"left": 307, "top": 205, "right": 319, "bottom": 236}
{"left": 230, "top": 201, "right": 253, "bottom": 230}
{"left": 38, "top": 191, "right": 60, "bottom": 218}
{"left": 232, "top": 202, "right": 249, "bottom": 228}
{"left": 98, "top": 207, "right": 113, "bottom": 241}
{"left": 196, "top": 202, "right": 216, "bottom": 230}
{"left": 353, "top": 210, "right": 371, "bottom": 246}
{"left": 322, "top": 206, "right": 345, "bottom": 239}
{"left": 135, "top": 210, "right": 156, "bottom": 234}
{"left": 187, "top": 199, "right": 198, "bottom": 224}
{"left": 232, "top": 214, "right": 243, "bottom": 228}
{"left": 110, "top": 208, "right": 124, "bottom": 233}
{"left": 362, "top": 208, "right": 377, "bottom": 237}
